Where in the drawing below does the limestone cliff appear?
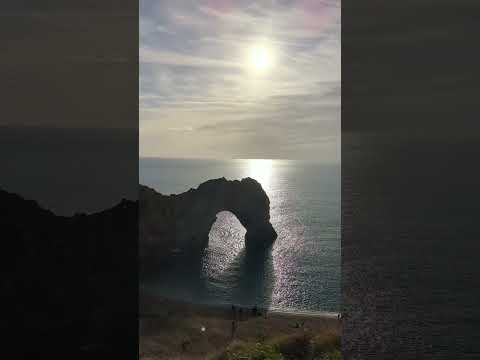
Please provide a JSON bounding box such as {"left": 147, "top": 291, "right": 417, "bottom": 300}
{"left": 139, "top": 177, "right": 277, "bottom": 265}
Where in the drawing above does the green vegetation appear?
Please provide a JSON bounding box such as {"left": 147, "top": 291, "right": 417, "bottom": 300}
{"left": 276, "top": 333, "right": 311, "bottom": 359}
{"left": 214, "top": 341, "right": 282, "bottom": 360}
{"left": 314, "top": 350, "right": 341, "bottom": 360}
{"left": 210, "top": 331, "right": 341, "bottom": 360}
{"left": 311, "top": 331, "right": 341, "bottom": 358}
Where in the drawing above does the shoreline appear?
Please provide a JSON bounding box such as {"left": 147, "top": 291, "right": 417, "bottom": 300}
{"left": 140, "top": 292, "right": 339, "bottom": 319}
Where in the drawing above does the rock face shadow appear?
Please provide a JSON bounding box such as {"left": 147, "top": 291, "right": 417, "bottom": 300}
{"left": 140, "top": 245, "right": 274, "bottom": 310}
{"left": 220, "top": 247, "right": 275, "bottom": 310}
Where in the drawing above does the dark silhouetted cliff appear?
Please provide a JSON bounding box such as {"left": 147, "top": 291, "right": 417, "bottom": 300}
{"left": 1, "top": 188, "right": 137, "bottom": 359}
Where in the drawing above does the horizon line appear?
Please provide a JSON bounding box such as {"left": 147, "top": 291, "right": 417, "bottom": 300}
{"left": 139, "top": 156, "right": 340, "bottom": 163}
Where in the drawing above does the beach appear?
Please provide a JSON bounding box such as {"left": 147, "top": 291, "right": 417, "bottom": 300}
{"left": 140, "top": 294, "right": 341, "bottom": 359}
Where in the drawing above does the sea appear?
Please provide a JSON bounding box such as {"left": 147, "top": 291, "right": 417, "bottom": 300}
{"left": 140, "top": 158, "right": 340, "bottom": 314}
{"left": 341, "top": 134, "right": 480, "bottom": 358}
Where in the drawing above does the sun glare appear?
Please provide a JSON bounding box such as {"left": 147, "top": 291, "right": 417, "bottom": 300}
{"left": 247, "top": 43, "right": 274, "bottom": 74}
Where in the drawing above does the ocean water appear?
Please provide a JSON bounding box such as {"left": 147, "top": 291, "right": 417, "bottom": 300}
{"left": 342, "top": 134, "right": 480, "bottom": 358}
{"left": 140, "top": 158, "right": 340, "bottom": 313}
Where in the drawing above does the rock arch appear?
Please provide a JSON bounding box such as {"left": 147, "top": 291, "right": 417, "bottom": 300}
{"left": 139, "top": 178, "right": 277, "bottom": 264}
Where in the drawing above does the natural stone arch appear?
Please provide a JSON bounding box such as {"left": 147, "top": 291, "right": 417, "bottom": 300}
{"left": 139, "top": 178, "right": 277, "bottom": 265}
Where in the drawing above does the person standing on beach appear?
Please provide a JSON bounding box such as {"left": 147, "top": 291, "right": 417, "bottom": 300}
{"left": 231, "top": 304, "right": 236, "bottom": 320}
{"left": 231, "top": 320, "right": 237, "bottom": 339}
{"left": 181, "top": 338, "right": 190, "bottom": 352}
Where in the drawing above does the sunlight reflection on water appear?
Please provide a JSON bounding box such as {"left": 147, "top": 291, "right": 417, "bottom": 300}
{"left": 140, "top": 158, "right": 340, "bottom": 312}
{"left": 244, "top": 159, "right": 273, "bottom": 192}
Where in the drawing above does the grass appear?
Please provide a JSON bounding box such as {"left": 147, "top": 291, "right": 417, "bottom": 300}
{"left": 140, "top": 297, "right": 341, "bottom": 359}
{"left": 212, "top": 341, "right": 283, "bottom": 360}
{"left": 275, "top": 332, "right": 312, "bottom": 359}
{"left": 209, "top": 331, "right": 341, "bottom": 360}
{"left": 311, "top": 331, "right": 341, "bottom": 358}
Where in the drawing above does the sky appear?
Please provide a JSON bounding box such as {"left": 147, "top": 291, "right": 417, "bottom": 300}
{"left": 140, "top": 0, "right": 340, "bottom": 162}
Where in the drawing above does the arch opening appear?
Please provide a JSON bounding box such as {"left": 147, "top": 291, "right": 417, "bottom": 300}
{"left": 201, "top": 211, "right": 246, "bottom": 276}
{"left": 208, "top": 211, "right": 246, "bottom": 251}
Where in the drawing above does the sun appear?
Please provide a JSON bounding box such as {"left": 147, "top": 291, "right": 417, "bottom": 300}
{"left": 247, "top": 43, "right": 274, "bottom": 74}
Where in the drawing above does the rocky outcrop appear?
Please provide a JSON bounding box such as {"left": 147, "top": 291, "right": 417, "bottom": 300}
{"left": 139, "top": 177, "right": 277, "bottom": 265}
{"left": 1, "top": 188, "right": 138, "bottom": 358}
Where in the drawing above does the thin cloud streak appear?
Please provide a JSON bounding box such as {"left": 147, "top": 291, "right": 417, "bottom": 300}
{"left": 140, "top": 47, "right": 243, "bottom": 68}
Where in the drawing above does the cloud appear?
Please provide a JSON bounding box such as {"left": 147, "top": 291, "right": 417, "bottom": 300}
{"left": 167, "top": 126, "right": 194, "bottom": 132}
{"left": 140, "top": 47, "right": 242, "bottom": 69}
{"left": 156, "top": 24, "right": 174, "bottom": 34}
{"left": 140, "top": 0, "right": 340, "bottom": 161}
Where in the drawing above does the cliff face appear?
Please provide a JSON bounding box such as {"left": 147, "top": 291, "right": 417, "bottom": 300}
{"left": 139, "top": 177, "right": 277, "bottom": 265}
{"left": 1, "top": 188, "right": 138, "bottom": 358}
